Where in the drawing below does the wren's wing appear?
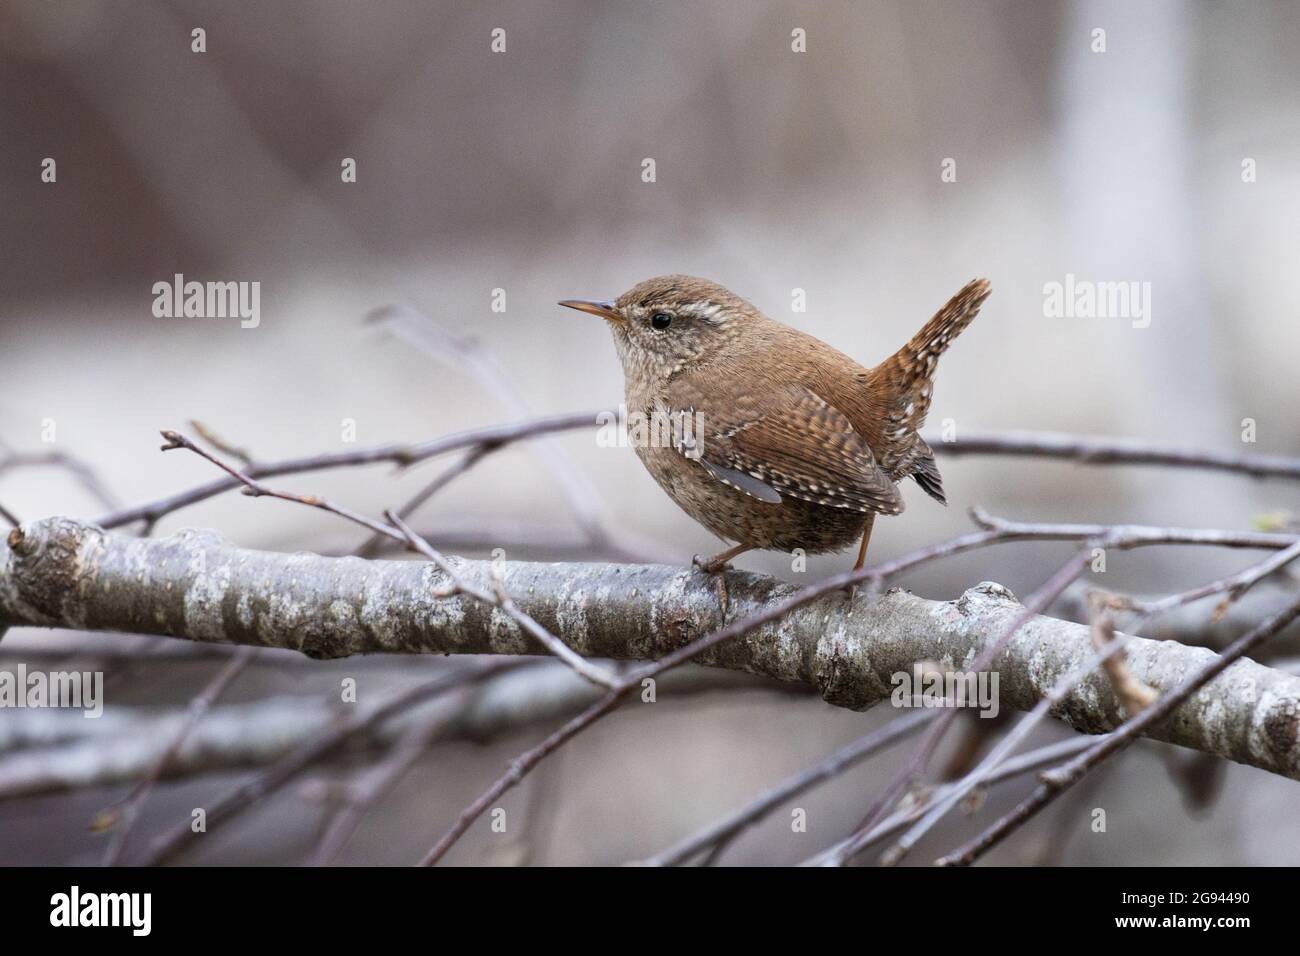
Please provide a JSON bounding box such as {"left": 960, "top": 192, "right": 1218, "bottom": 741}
{"left": 669, "top": 378, "right": 903, "bottom": 516}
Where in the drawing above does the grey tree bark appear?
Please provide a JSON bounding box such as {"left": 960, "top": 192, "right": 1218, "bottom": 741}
{"left": 3, "top": 517, "right": 1298, "bottom": 780}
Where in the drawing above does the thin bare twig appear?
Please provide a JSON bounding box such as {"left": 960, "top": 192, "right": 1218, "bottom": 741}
{"left": 967, "top": 505, "right": 1296, "bottom": 551}
{"left": 875, "top": 601, "right": 1151, "bottom": 867}
{"left": 0, "top": 442, "right": 121, "bottom": 510}
{"left": 800, "top": 735, "right": 1101, "bottom": 867}
{"left": 188, "top": 420, "right": 255, "bottom": 466}
{"left": 100, "top": 422, "right": 1300, "bottom": 535}
{"left": 97, "top": 645, "right": 256, "bottom": 865}
{"left": 642, "top": 710, "right": 935, "bottom": 866}
{"left": 99, "top": 411, "right": 603, "bottom": 530}
{"left": 936, "top": 590, "right": 1300, "bottom": 866}
{"left": 931, "top": 430, "right": 1300, "bottom": 481}
{"left": 159, "top": 430, "right": 399, "bottom": 537}
{"left": 354, "top": 445, "right": 496, "bottom": 557}
{"left": 310, "top": 685, "right": 478, "bottom": 865}
{"left": 140, "top": 660, "right": 521, "bottom": 866}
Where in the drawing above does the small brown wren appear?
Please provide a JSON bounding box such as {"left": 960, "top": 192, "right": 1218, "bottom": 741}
{"left": 559, "top": 276, "right": 991, "bottom": 573}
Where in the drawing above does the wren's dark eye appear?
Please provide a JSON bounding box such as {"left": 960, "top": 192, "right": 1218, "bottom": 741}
{"left": 650, "top": 311, "right": 673, "bottom": 330}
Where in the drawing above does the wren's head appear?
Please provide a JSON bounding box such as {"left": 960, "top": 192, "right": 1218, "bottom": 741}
{"left": 559, "top": 275, "right": 763, "bottom": 383}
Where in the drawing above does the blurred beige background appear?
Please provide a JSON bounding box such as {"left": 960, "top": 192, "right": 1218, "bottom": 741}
{"left": 2, "top": 0, "right": 1299, "bottom": 864}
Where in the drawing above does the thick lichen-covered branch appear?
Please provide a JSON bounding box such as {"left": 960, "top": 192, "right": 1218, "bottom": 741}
{"left": 2, "top": 517, "right": 1299, "bottom": 780}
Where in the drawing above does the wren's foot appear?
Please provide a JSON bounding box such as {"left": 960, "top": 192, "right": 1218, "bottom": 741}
{"left": 692, "top": 554, "right": 731, "bottom": 574}
{"left": 692, "top": 544, "right": 752, "bottom": 618}
{"left": 693, "top": 543, "right": 752, "bottom": 575}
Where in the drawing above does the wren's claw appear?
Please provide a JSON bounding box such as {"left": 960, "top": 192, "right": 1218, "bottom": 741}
{"left": 693, "top": 543, "right": 753, "bottom": 575}
{"left": 693, "top": 554, "right": 732, "bottom": 574}
{"left": 691, "top": 554, "right": 733, "bottom": 617}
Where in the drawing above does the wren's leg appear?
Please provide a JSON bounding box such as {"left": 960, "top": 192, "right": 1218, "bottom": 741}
{"left": 853, "top": 514, "right": 876, "bottom": 571}
{"left": 843, "top": 515, "right": 876, "bottom": 599}
{"left": 694, "top": 542, "right": 752, "bottom": 574}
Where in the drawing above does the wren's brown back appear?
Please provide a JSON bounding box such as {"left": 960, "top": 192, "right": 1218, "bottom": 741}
{"left": 667, "top": 278, "right": 990, "bottom": 527}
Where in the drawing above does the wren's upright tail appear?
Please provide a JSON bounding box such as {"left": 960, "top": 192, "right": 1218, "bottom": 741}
{"left": 865, "top": 278, "right": 991, "bottom": 496}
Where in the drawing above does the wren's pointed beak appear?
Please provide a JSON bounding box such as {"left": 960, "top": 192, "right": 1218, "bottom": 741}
{"left": 558, "top": 299, "right": 622, "bottom": 323}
